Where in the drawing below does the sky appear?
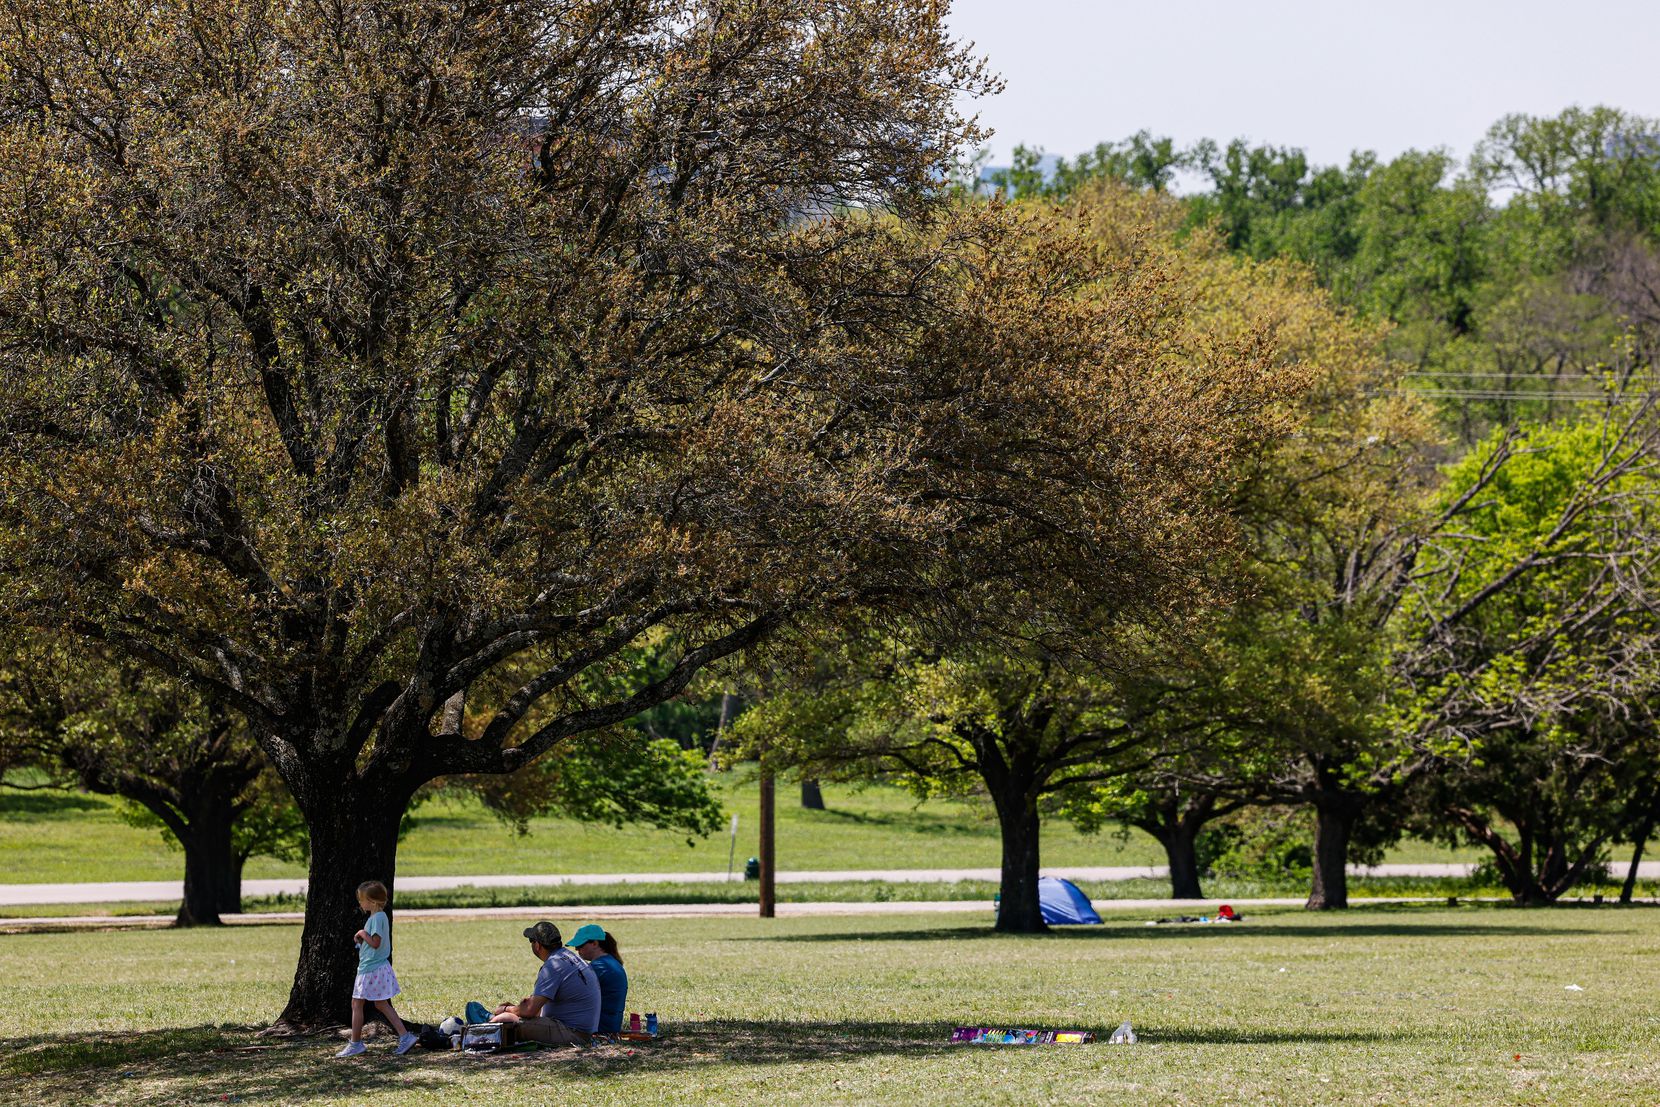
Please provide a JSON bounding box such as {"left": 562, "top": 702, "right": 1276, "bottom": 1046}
{"left": 944, "top": 0, "right": 1660, "bottom": 171}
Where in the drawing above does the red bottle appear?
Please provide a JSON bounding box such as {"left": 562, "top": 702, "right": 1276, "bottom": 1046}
{"left": 630, "top": 1012, "right": 641, "bottom": 1032}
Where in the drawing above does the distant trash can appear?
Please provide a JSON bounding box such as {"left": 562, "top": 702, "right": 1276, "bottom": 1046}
{"left": 744, "top": 856, "right": 760, "bottom": 880}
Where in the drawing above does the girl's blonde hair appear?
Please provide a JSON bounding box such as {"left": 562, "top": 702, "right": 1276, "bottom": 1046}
{"left": 356, "top": 880, "right": 389, "bottom": 909}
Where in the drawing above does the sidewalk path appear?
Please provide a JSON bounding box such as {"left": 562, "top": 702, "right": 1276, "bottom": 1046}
{"left": 0, "top": 896, "right": 1469, "bottom": 934}
{"left": 5, "top": 862, "right": 1655, "bottom": 907}
{"left": 0, "top": 865, "right": 1159, "bottom": 906}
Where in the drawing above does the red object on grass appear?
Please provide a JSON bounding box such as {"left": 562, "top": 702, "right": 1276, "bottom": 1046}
{"left": 1217, "top": 904, "right": 1236, "bottom": 919}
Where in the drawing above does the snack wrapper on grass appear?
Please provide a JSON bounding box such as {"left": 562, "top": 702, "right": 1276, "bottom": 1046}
{"left": 951, "top": 1027, "right": 1095, "bottom": 1044}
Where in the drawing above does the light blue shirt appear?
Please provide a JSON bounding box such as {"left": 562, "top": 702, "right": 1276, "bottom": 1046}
{"left": 532, "top": 948, "right": 600, "bottom": 1032}
{"left": 358, "top": 910, "right": 391, "bottom": 973}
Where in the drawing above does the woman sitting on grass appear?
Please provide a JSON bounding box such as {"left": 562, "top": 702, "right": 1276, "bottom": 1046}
{"left": 570, "top": 924, "right": 629, "bottom": 1034}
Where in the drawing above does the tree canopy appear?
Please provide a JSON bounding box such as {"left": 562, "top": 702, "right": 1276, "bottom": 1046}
{"left": 0, "top": 0, "right": 1301, "bottom": 1024}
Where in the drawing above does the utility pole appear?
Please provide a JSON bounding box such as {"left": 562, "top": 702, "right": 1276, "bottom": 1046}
{"left": 758, "top": 768, "right": 776, "bottom": 918}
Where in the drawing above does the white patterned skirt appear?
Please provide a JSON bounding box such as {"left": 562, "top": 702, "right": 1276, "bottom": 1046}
{"left": 352, "top": 963, "right": 401, "bottom": 1002}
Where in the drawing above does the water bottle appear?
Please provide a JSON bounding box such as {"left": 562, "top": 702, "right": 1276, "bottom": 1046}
{"left": 1109, "top": 1020, "right": 1136, "bottom": 1044}
{"left": 646, "top": 1012, "right": 658, "bottom": 1036}
{"left": 630, "top": 1012, "right": 641, "bottom": 1032}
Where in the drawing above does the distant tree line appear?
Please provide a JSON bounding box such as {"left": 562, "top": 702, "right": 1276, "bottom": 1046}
{"left": 738, "top": 108, "right": 1660, "bottom": 919}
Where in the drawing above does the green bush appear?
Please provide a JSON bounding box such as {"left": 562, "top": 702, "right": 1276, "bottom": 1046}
{"left": 1205, "top": 807, "right": 1313, "bottom": 880}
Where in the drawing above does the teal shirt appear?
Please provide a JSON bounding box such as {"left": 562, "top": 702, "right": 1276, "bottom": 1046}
{"left": 358, "top": 910, "right": 391, "bottom": 973}
{"left": 591, "top": 954, "right": 628, "bottom": 1034}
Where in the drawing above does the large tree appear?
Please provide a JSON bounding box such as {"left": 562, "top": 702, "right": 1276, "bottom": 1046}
{"left": 0, "top": 1, "right": 1289, "bottom": 1027}
{"left": 1064, "top": 180, "right": 1445, "bottom": 911}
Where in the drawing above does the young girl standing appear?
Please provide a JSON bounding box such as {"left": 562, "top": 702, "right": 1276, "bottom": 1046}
{"left": 336, "top": 880, "right": 418, "bottom": 1058}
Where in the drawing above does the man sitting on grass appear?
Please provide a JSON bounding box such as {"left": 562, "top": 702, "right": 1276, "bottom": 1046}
{"left": 487, "top": 921, "right": 601, "bottom": 1046}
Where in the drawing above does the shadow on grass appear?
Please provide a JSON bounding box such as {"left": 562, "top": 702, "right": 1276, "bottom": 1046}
{"left": 0, "top": 1016, "right": 1442, "bottom": 1102}
{"left": 0, "top": 1020, "right": 976, "bottom": 1102}
{"left": 745, "top": 919, "right": 1607, "bottom": 943}
{"left": 0, "top": 789, "right": 105, "bottom": 816}
{"left": 1149, "top": 1028, "right": 1404, "bottom": 1045}
{"left": 792, "top": 805, "right": 990, "bottom": 837}
{"left": 0, "top": 1025, "right": 452, "bottom": 1105}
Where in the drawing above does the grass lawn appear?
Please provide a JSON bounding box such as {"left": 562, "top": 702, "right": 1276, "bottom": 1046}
{"left": 1, "top": 776, "right": 1482, "bottom": 885}
{"left": 1, "top": 905, "right": 1656, "bottom": 1105}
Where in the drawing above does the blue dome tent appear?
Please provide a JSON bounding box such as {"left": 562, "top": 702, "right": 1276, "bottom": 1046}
{"left": 1038, "top": 877, "right": 1102, "bottom": 925}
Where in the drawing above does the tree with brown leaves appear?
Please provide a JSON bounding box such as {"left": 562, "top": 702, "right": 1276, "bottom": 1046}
{"left": 0, "top": 2, "right": 1292, "bottom": 1026}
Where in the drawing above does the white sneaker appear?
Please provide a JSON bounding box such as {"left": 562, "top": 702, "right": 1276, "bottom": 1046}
{"left": 395, "top": 1032, "right": 419, "bottom": 1055}
{"left": 336, "top": 1040, "right": 367, "bottom": 1058}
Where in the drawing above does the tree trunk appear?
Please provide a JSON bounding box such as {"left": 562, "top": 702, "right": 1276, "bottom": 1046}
{"left": 1161, "top": 824, "right": 1204, "bottom": 900}
{"left": 991, "top": 786, "right": 1045, "bottom": 933}
{"left": 175, "top": 810, "right": 239, "bottom": 927}
{"left": 1306, "top": 804, "right": 1355, "bottom": 910}
{"left": 222, "top": 853, "right": 248, "bottom": 916}
{"left": 1449, "top": 806, "right": 1548, "bottom": 905}
{"left": 1620, "top": 790, "right": 1658, "bottom": 905}
{"left": 1622, "top": 821, "right": 1652, "bottom": 904}
{"left": 800, "top": 779, "right": 825, "bottom": 810}
{"left": 273, "top": 784, "right": 406, "bottom": 1032}
{"left": 1506, "top": 875, "right": 1549, "bottom": 905}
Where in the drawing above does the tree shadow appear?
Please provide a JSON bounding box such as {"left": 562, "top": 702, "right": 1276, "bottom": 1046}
{"left": 579, "top": 1018, "right": 960, "bottom": 1071}
{"left": 0, "top": 1020, "right": 960, "bottom": 1100}
{"left": 1150, "top": 1028, "right": 1406, "bottom": 1045}
{"left": 0, "top": 789, "right": 105, "bottom": 816}
{"left": 0, "top": 1016, "right": 1444, "bottom": 1098}
{"left": 746, "top": 920, "right": 1607, "bottom": 943}
{"left": 0, "top": 1025, "right": 449, "bottom": 1106}
{"left": 793, "top": 807, "right": 990, "bottom": 836}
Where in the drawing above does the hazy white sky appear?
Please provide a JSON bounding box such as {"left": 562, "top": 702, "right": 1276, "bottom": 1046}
{"left": 945, "top": 0, "right": 1660, "bottom": 167}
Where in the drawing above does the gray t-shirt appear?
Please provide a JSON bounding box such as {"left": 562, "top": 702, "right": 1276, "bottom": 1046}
{"left": 532, "top": 947, "right": 600, "bottom": 1032}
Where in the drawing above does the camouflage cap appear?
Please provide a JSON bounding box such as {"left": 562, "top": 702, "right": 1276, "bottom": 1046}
{"left": 522, "top": 920, "right": 563, "bottom": 949}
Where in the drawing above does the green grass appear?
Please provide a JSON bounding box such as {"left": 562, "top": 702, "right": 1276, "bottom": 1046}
{"left": 1, "top": 776, "right": 1483, "bottom": 885}
{"left": 2, "top": 905, "right": 1658, "bottom": 1104}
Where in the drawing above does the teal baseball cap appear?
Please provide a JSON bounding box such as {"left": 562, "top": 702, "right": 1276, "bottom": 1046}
{"left": 568, "top": 924, "right": 607, "bottom": 947}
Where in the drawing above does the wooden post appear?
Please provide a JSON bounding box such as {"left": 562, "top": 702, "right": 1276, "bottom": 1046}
{"left": 759, "top": 769, "right": 776, "bottom": 918}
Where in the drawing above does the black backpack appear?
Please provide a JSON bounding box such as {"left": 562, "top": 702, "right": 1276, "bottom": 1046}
{"left": 413, "top": 1023, "right": 451, "bottom": 1051}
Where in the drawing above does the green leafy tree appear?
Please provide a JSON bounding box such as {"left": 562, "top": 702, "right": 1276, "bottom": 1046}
{"left": 1403, "top": 416, "right": 1660, "bottom": 903}
{"left": 1050, "top": 132, "right": 1190, "bottom": 195}
{"left": 732, "top": 641, "right": 1171, "bottom": 933}
{"left": 1056, "top": 773, "right": 1244, "bottom": 900}
{"left": 1346, "top": 150, "right": 1491, "bottom": 335}
{"left": 470, "top": 736, "right": 724, "bottom": 841}
{"left": 1472, "top": 107, "right": 1660, "bottom": 258}
{"left": 1064, "top": 180, "right": 1442, "bottom": 910}
{"left": 1185, "top": 140, "right": 1376, "bottom": 274}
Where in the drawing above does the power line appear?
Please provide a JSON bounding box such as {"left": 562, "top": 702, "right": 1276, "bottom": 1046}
{"left": 1383, "top": 388, "right": 1646, "bottom": 401}
{"left": 1398, "top": 371, "right": 1624, "bottom": 380}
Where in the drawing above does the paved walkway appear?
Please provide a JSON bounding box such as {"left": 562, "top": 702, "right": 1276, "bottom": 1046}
{"left": 0, "top": 865, "right": 1153, "bottom": 906}
{"left": 5, "top": 861, "right": 1654, "bottom": 907}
